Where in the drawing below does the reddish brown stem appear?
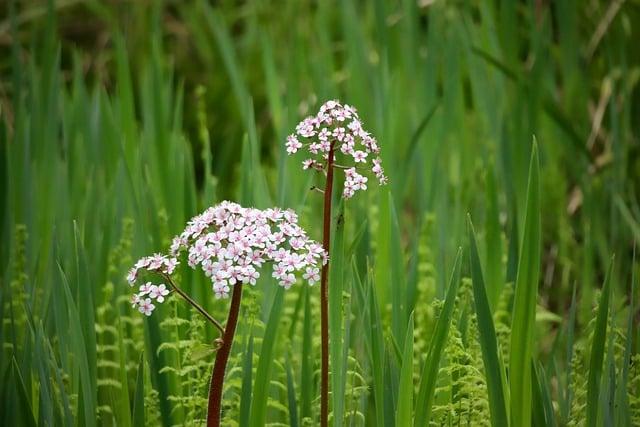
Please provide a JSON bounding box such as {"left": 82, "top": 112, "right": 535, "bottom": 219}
{"left": 207, "top": 283, "right": 243, "bottom": 427}
{"left": 320, "top": 142, "right": 335, "bottom": 427}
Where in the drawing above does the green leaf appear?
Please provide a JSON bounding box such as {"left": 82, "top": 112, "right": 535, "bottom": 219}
{"left": 330, "top": 201, "right": 347, "bottom": 427}
{"left": 485, "top": 164, "right": 503, "bottom": 311}
{"left": 239, "top": 333, "right": 254, "bottom": 427}
{"left": 299, "top": 287, "right": 314, "bottom": 421}
{"left": 615, "top": 248, "right": 635, "bottom": 426}
{"left": 395, "top": 312, "right": 414, "bottom": 427}
{"left": 58, "top": 263, "right": 97, "bottom": 427}
{"left": 132, "top": 353, "right": 145, "bottom": 427}
{"left": 5, "top": 357, "right": 37, "bottom": 427}
{"left": 586, "top": 258, "right": 614, "bottom": 427}
{"left": 468, "top": 217, "right": 509, "bottom": 427}
{"left": 414, "top": 248, "right": 462, "bottom": 426}
{"left": 285, "top": 354, "right": 299, "bottom": 427}
{"left": 509, "top": 142, "right": 541, "bottom": 427}
{"left": 249, "top": 287, "right": 285, "bottom": 427}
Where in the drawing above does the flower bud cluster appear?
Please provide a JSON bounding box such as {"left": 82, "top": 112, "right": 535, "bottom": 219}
{"left": 127, "top": 201, "right": 326, "bottom": 315}
{"left": 286, "top": 100, "right": 388, "bottom": 198}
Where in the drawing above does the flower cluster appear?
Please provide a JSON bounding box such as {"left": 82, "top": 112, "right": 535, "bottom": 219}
{"left": 127, "top": 201, "right": 326, "bottom": 315}
{"left": 286, "top": 99, "right": 388, "bottom": 198}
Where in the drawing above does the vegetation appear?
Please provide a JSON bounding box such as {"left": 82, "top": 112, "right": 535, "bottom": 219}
{"left": 1, "top": 0, "right": 639, "bottom": 426}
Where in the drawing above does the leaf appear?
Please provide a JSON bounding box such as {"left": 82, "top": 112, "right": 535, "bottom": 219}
{"left": 468, "top": 217, "right": 509, "bottom": 427}
{"left": 285, "top": 354, "right": 299, "bottom": 427}
{"left": 239, "top": 333, "right": 254, "bottom": 427}
{"left": 249, "top": 287, "right": 285, "bottom": 427}
{"left": 299, "top": 287, "right": 314, "bottom": 420}
{"left": 395, "top": 312, "right": 414, "bottom": 427}
{"left": 330, "top": 201, "right": 347, "bottom": 427}
{"left": 615, "top": 247, "right": 636, "bottom": 426}
{"left": 586, "top": 257, "right": 614, "bottom": 427}
{"left": 414, "top": 248, "right": 462, "bottom": 426}
{"left": 509, "top": 142, "right": 541, "bottom": 427}
{"left": 132, "top": 353, "right": 145, "bottom": 427}
{"left": 5, "top": 357, "right": 37, "bottom": 427}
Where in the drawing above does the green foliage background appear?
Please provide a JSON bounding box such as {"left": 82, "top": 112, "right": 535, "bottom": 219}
{"left": 1, "top": 0, "right": 639, "bottom": 426}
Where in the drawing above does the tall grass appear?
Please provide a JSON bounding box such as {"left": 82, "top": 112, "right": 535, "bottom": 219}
{"left": 2, "top": 0, "right": 639, "bottom": 426}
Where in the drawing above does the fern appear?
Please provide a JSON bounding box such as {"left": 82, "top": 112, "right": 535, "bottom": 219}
{"left": 94, "top": 218, "right": 135, "bottom": 423}
{"left": 3, "top": 224, "right": 29, "bottom": 357}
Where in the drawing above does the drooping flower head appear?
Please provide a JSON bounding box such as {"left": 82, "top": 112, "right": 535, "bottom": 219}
{"left": 127, "top": 201, "right": 327, "bottom": 315}
{"left": 287, "top": 99, "right": 388, "bottom": 198}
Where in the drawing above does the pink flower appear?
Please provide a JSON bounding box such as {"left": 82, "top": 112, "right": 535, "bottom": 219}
{"left": 163, "top": 258, "right": 179, "bottom": 274}
{"left": 286, "top": 135, "right": 303, "bottom": 154}
{"left": 287, "top": 100, "right": 388, "bottom": 199}
{"left": 128, "top": 201, "right": 326, "bottom": 313}
{"left": 245, "top": 267, "right": 260, "bottom": 285}
{"left": 149, "top": 284, "right": 170, "bottom": 303}
{"left": 126, "top": 268, "right": 137, "bottom": 285}
{"left": 352, "top": 150, "right": 367, "bottom": 163}
{"left": 139, "top": 282, "right": 153, "bottom": 296}
{"left": 138, "top": 298, "right": 155, "bottom": 316}
{"left": 131, "top": 294, "right": 140, "bottom": 308}
{"left": 303, "top": 267, "right": 320, "bottom": 285}
{"left": 279, "top": 273, "right": 296, "bottom": 289}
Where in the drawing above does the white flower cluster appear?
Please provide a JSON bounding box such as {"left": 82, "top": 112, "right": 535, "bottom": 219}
{"left": 286, "top": 99, "right": 388, "bottom": 198}
{"left": 127, "top": 201, "right": 326, "bottom": 315}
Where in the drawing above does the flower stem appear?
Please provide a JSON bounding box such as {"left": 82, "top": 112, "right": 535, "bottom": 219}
{"left": 320, "top": 142, "right": 335, "bottom": 427}
{"left": 162, "top": 273, "right": 225, "bottom": 335}
{"left": 207, "top": 283, "right": 243, "bottom": 427}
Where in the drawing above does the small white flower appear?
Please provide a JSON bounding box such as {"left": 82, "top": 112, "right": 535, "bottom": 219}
{"left": 303, "top": 267, "right": 320, "bottom": 285}
{"left": 139, "top": 282, "right": 153, "bottom": 296}
{"left": 131, "top": 294, "right": 141, "bottom": 308}
{"left": 149, "top": 284, "right": 170, "bottom": 303}
{"left": 286, "top": 135, "right": 303, "bottom": 154}
{"left": 138, "top": 298, "right": 155, "bottom": 316}
{"left": 352, "top": 150, "right": 367, "bottom": 163}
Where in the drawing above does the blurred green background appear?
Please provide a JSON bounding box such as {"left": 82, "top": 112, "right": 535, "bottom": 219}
{"left": 1, "top": 0, "right": 639, "bottom": 426}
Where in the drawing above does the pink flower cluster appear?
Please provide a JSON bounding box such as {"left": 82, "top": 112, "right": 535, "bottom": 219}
{"left": 127, "top": 201, "right": 326, "bottom": 315}
{"left": 286, "top": 100, "right": 388, "bottom": 198}
{"left": 126, "top": 253, "right": 179, "bottom": 315}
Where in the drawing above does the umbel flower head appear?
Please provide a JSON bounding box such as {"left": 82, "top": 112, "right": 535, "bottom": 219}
{"left": 127, "top": 201, "right": 327, "bottom": 315}
{"left": 286, "top": 99, "right": 388, "bottom": 198}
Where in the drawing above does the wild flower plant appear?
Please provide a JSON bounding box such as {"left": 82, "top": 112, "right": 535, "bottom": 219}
{"left": 287, "top": 100, "right": 387, "bottom": 427}
{"left": 126, "top": 201, "right": 325, "bottom": 426}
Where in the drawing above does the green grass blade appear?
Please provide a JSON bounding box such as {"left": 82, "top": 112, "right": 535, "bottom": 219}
{"left": 285, "top": 354, "right": 299, "bottom": 427}
{"left": 249, "top": 287, "right": 285, "bottom": 427}
{"left": 369, "top": 272, "right": 386, "bottom": 427}
{"left": 485, "top": 164, "right": 503, "bottom": 311}
{"left": 468, "top": 216, "right": 509, "bottom": 427}
{"left": 239, "top": 333, "right": 254, "bottom": 427}
{"left": 414, "top": 248, "right": 462, "bottom": 426}
{"left": 395, "top": 312, "right": 414, "bottom": 427}
{"left": 509, "top": 142, "right": 541, "bottom": 427}
{"left": 299, "top": 287, "right": 314, "bottom": 421}
{"left": 615, "top": 247, "right": 635, "bottom": 426}
{"left": 586, "top": 258, "right": 614, "bottom": 427}
{"left": 6, "top": 357, "right": 37, "bottom": 427}
{"left": 58, "top": 263, "right": 96, "bottom": 427}
{"left": 330, "top": 201, "right": 346, "bottom": 427}
{"left": 132, "top": 352, "right": 145, "bottom": 427}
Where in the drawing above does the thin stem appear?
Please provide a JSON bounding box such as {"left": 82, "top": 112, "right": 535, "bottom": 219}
{"left": 207, "top": 283, "right": 243, "bottom": 427}
{"left": 161, "top": 273, "right": 225, "bottom": 335}
{"left": 320, "top": 142, "right": 335, "bottom": 427}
